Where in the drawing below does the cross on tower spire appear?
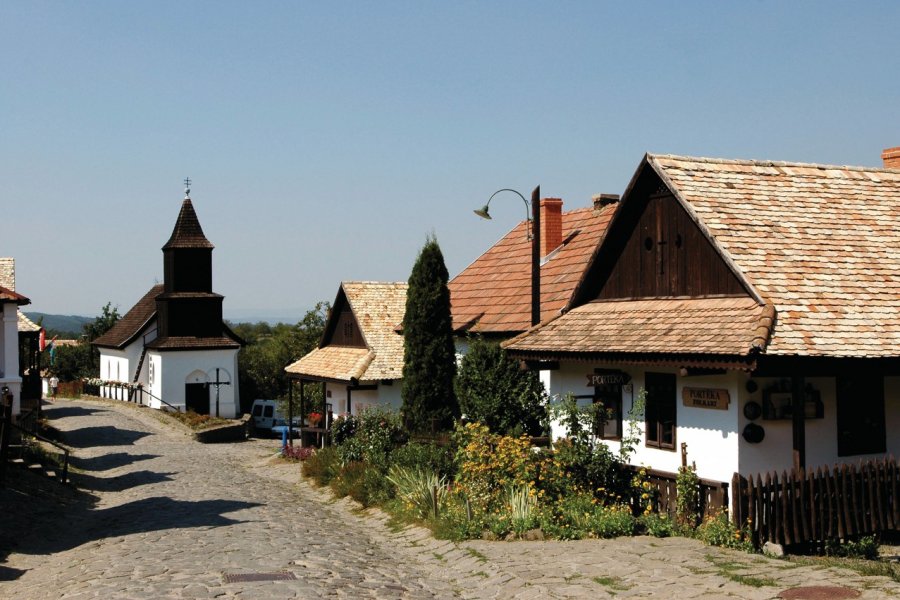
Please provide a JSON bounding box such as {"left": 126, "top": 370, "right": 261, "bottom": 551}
{"left": 184, "top": 177, "right": 192, "bottom": 199}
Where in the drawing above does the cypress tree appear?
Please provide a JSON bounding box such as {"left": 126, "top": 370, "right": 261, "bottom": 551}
{"left": 401, "top": 235, "right": 459, "bottom": 432}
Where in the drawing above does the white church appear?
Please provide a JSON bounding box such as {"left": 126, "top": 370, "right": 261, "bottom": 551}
{"left": 93, "top": 186, "right": 242, "bottom": 417}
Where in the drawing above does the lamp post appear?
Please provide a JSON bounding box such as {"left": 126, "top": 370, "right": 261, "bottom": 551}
{"left": 474, "top": 186, "right": 541, "bottom": 326}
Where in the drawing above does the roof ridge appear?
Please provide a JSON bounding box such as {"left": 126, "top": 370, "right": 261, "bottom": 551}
{"left": 649, "top": 152, "right": 900, "bottom": 174}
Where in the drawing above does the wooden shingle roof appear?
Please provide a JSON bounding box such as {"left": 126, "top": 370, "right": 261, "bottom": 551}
{"left": 285, "top": 282, "right": 407, "bottom": 383}
{"left": 449, "top": 205, "right": 615, "bottom": 335}
{"left": 92, "top": 285, "right": 162, "bottom": 349}
{"left": 650, "top": 154, "right": 900, "bottom": 357}
{"left": 162, "top": 199, "right": 214, "bottom": 250}
{"left": 507, "top": 153, "right": 900, "bottom": 361}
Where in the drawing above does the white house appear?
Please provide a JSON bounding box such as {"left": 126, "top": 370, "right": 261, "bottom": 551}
{"left": 93, "top": 191, "right": 241, "bottom": 417}
{"left": 505, "top": 150, "right": 900, "bottom": 488}
{"left": 285, "top": 281, "right": 406, "bottom": 417}
{"left": 0, "top": 273, "right": 30, "bottom": 419}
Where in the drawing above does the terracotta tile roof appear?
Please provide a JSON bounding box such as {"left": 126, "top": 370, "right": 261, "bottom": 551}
{"left": 92, "top": 285, "right": 163, "bottom": 349}
{"left": 285, "top": 281, "right": 407, "bottom": 382}
{"left": 0, "top": 285, "right": 30, "bottom": 305}
{"left": 649, "top": 154, "right": 900, "bottom": 357}
{"left": 162, "top": 199, "right": 214, "bottom": 250}
{"left": 505, "top": 297, "right": 773, "bottom": 359}
{"left": 146, "top": 335, "right": 240, "bottom": 351}
{"left": 450, "top": 205, "right": 615, "bottom": 334}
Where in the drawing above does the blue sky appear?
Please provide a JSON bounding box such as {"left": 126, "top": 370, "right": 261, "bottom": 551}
{"left": 3, "top": 1, "right": 898, "bottom": 320}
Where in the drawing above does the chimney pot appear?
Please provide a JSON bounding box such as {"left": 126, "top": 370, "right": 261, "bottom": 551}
{"left": 539, "top": 198, "right": 563, "bottom": 257}
{"left": 592, "top": 193, "right": 620, "bottom": 210}
{"left": 882, "top": 147, "right": 900, "bottom": 169}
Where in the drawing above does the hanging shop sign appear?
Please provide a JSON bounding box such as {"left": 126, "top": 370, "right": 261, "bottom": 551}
{"left": 682, "top": 387, "right": 730, "bottom": 410}
{"left": 586, "top": 370, "right": 631, "bottom": 387}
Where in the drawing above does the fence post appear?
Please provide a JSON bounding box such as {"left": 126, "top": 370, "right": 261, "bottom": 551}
{"left": 731, "top": 473, "right": 743, "bottom": 525}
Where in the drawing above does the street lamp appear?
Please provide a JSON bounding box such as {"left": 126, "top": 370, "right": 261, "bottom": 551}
{"left": 474, "top": 186, "right": 541, "bottom": 326}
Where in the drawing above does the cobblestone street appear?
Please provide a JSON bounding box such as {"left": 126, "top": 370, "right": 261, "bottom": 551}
{"left": 3, "top": 397, "right": 900, "bottom": 599}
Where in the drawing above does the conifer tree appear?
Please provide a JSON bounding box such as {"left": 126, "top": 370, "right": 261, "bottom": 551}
{"left": 401, "top": 235, "right": 459, "bottom": 432}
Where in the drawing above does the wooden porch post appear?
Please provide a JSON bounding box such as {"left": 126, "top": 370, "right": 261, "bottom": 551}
{"left": 287, "top": 378, "right": 293, "bottom": 447}
{"left": 791, "top": 375, "right": 806, "bottom": 472}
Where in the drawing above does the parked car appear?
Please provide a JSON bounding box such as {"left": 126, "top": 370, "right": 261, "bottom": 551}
{"left": 250, "top": 399, "right": 281, "bottom": 433}
{"left": 270, "top": 418, "right": 302, "bottom": 439}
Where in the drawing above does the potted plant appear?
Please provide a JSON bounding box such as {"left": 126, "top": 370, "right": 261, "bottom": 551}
{"left": 307, "top": 411, "right": 323, "bottom": 427}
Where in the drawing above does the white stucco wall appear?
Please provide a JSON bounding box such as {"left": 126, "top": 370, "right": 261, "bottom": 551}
{"left": 1, "top": 303, "right": 22, "bottom": 415}
{"left": 548, "top": 363, "right": 900, "bottom": 486}
{"left": 546, "top": 363, "right": 742, "bottom": 484}
{"left": 155, "top": 349, "right": 240, "bottom": 418}
{"left": 323, "top": 380, "right": 402, "bottom": 417}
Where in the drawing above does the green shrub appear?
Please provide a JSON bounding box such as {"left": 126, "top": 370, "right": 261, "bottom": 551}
{"left": 508, "top": 485, "right": 538, "bottom": 535}
{"left": 639, "top": 513, "right": 675, "bottom": 538}
{"left": 331, "top": 461, "right": 394, "bottom": 507}
{"left": 331, "top": 414, "right": 358, "bottom": 445}
{"left": 587, "top": 505, "right": 636, "bottom": 538}
{"left": 301, "top": 446, "right": 339, "bottom": 485}
{"left": 455, "top": 336, "right": 547, "bottom": 436}
{"left": 336, "top": 406, "right": 407, "bottom": 468}
{"left": 676, "top": 462, "right": 701, "bottom": 528}
{"left": 695, "top": 511, "right": 753, "bottom": 551}
{"left": 825, "top": 535, "right": 879, "bottom": 560}
{"left": 452, "top": 422, "right": 540, "bottom": 517}
{"left": 386, "top": 466, "right": 448, "bottom": 520}
{"left": 390, "top": 442, "right": 455, "bottom": 480}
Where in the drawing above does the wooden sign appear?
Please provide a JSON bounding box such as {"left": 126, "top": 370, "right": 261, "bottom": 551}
{"left": 586, "top": 370, "right": 631, "bottom": 387}
{"left": 682, "top": 387, "right": 730, "bottom": 410}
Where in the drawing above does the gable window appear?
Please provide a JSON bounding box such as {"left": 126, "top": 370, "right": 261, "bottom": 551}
{"left": 645, "top": 372, "right": 676, "bottom": 450}
{"left": 593, "top": 379, "right": 623, "bottom": 440}
{"left": 837, "top": 375, "right": 885, "bottom": 456}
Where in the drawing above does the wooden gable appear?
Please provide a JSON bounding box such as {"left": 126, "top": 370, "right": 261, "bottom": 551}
{"left": 321, "top": 287, "right": 366, "bottom": 349}
{"left": 573, "top": 164, "right": 748, "bottom": 304}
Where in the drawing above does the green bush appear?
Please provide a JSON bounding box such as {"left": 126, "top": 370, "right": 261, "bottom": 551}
{"left": 301, "top": 446, "right": 339, "bottom": 485}
{"left": 825, "top": 535, "right": 879, "bottom": 560}
{"left": 390, "top": 441, "right": 455, "bottom": 480}
{"left": 386, "top": 466, "right": 448, "bottom": 519}
{"left": 695, "top": 511, "right": 754, "bottom": 551}
{"left": 336, "top": 406, "right": 407, "bottom": 469}
{"left": 331, "top": 461, "right": 394, "bottom": 507}
{"left": 676, "top": 463, "right": 701, "bottom": 528}
{"left": 331, "top": 413, "right": 358, "bottom": 445}
{"left": 455, "top": 336, "right": 547, "bottom": 436}
{"left": 639, "top": 513, "right": 675, "bottom": 538}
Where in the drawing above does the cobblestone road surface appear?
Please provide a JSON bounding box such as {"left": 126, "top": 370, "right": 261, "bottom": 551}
{"left": 2, "top": 397, "right": 900, "bottom": 599}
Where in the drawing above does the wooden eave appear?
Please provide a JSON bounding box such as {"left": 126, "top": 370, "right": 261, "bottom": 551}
{"left": 506, "top": 348, "right": 759, "bottom": 372}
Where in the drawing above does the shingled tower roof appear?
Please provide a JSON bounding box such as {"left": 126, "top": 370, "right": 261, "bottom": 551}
{"left": 162, "top": 199, "right": 214, "bottom": 250}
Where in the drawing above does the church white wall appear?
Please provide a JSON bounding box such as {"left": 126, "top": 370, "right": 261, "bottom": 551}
{"left": 157, "top": 349, "right": 240, "bottom": 418}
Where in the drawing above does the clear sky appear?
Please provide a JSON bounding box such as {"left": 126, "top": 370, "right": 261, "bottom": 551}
{"left": 3, "top": 1, "right": 898, "bottom": 321}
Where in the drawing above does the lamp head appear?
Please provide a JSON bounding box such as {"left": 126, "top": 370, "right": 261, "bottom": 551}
{"left": 473, "top": 205, "right": 492, "bottom": 220}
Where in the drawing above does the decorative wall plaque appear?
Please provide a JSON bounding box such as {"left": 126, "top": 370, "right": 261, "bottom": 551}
{"left": 682, "top": 387, "right": 730, "bottom": 410}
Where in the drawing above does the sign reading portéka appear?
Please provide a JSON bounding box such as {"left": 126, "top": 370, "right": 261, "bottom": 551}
{"left": 682, "top": 387, "right": 730, "bottom": 410}
{"left": 586, "top": 370, "right": 631, "bottom": 387}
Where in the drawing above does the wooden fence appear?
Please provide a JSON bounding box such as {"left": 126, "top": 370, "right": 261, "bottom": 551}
{"left": 731, "top": 457, "right": 900, "bottom": 549}
{"left": 637, "top": 466, "right": 729, "bottom": 522}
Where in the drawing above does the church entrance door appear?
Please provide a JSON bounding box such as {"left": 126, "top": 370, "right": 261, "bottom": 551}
{"left": 185, "top": 383, "right": 209, "bottom": 415}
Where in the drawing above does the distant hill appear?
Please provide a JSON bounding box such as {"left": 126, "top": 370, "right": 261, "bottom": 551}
{"left": 24, "top": 313, "right": 92, "bottom": 337}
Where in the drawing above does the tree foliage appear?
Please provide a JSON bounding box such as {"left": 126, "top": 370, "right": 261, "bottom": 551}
{"left": 44, "top": 302, "right": 120, "bottom": 381}
{"left": 233, "top": 301, "right": 329, "bottom": 414}
{"left": 401, "top": 235, "right": 459, "bottom": 433}
{"left": 455, "top": 337, "right": 547, "bottom": 436}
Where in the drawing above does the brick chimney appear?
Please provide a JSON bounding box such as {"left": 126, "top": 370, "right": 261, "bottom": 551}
{"left": 592, "top": 193, "right": 620, "bottom": 210}
{"left": 539, "top": 198, "right": 563, "bottom": 257}
{"left": 882, "top": 147, "right": 900, "bottom": 169}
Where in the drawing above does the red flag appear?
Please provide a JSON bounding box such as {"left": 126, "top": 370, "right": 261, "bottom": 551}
{"left": 39, "top": 328, "right": 46, "bottom": 351}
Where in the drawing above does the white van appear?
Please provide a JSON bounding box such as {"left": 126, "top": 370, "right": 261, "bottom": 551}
{"left": 250, "top": 399, "right": 282, "bottom": 432}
